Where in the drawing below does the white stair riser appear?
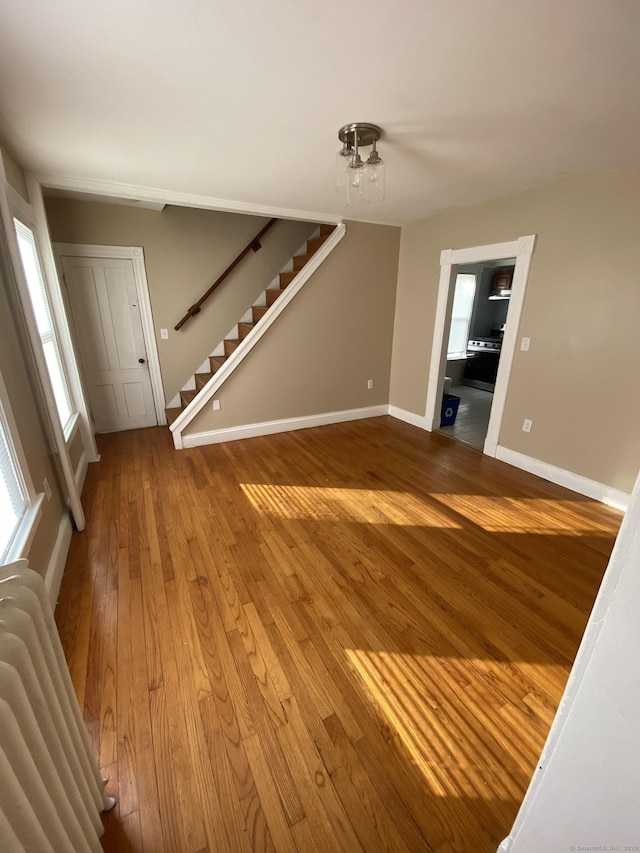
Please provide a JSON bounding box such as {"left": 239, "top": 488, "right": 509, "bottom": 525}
{"left": 170, "top": 226, "right": 342, "bottom": 429}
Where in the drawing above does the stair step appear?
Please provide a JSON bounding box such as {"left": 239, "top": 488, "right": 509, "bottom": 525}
{"left": 265, "top": 288, "right": 286, "bottom": 306}
{"left": 238, "top": 322, "right": 254, "bottom": 340}
{"left": 169, "top": 226, "right": 338, "bottom": 435}
{"left": 252, "top": 305, "right": 269, "bottom": 323}
{"left": 279, "top": 271, "right": 297, "bottom": 288}
{"left": 292, "top": 253, "right": 313, "bottom": 271}
{"left": 180, "top": 389, "right": 197, "bottom": 407}
{"left": 307, "top": 235, "right": 329, "bottom": 254}
{"left": 195, "top": 371, "right": 212, "bottom": 390}
{"left": 209, "top": 355, "right": 226, "bottom": 373}
{"left": 166, "top": 407, "right": 182, "bottom": 426}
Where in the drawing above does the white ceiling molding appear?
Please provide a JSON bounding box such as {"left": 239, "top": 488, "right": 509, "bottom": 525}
{"left": 35, "top": 173, "right": 346, "bottom": 226}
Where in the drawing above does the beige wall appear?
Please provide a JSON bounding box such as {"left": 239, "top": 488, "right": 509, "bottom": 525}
{"left": 186, "top": 221, "right": 400, "bottom": 434}
{"left": 390, "top": 163, "right": 640, "bottom": 493}
{"left": 45, "top": 199, "right": 316, "bottom": 402}
{"left": 0, "top": 219, "right": 67, "bottom": 578}
{"left": 0, "top": 143, "right": 29, "bottom": 201}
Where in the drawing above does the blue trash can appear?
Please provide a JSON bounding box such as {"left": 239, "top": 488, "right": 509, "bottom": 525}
{"left": 440, "top": 394, "right": 460, "bottom": 427}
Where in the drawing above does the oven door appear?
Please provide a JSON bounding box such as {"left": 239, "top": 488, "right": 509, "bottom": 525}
{"left": 464, "top": 351, "right": 500, "bottom": 385}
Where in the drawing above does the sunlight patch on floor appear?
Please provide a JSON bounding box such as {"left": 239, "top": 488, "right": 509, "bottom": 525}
{"left": 239, "top": 483, "right": 462, "bottom": 527}
{"left": 344, "top": 648, "right": 562, "bottom": 799}
{"left": 430, "top": 495, "right": 619, "bottom": 535}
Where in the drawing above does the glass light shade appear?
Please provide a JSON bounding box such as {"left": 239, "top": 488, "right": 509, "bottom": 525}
{"left": 365, "top": 158, "right": 386, "bottom": 202}
{"left": 335, "top": 147, "right": 352, "bottom": 191}
{"left": 345, "top": 162, "right": 369, "bottom": 205}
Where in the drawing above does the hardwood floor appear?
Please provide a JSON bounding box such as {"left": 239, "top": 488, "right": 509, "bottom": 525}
{"left": 55, "top": 417, "right": 622, "bottom": 853}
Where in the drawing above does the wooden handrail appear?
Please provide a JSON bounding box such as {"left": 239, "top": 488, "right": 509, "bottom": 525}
{"left": 174, "top": 217, "right": 277, "bottom": 330}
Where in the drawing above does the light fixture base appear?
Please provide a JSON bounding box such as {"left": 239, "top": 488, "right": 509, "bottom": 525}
{"left": 338, "top": 123, "right": 382, "bottom": 148}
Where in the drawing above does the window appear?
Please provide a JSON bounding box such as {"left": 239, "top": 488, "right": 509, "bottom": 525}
{"left": 0, "top": 394, "right": 28, "bottom": 561}
{"left": 13, "top": 218, "right": 73, "bottom": 431}
{"left": 447, "top": 274, "right": 476, "bottom": 359}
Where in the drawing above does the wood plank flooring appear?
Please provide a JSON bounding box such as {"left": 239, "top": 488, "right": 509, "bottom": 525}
{"left": 55, "top": 417, "right": 623, "bottom": 852}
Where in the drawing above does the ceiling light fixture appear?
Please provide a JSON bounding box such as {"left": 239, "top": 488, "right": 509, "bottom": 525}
{"left": 336, "top": 123, "right": 385, "bottom": 205}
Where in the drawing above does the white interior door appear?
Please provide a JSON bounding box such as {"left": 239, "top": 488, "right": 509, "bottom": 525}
{"left": 61, "top": 255, "right": 158, "bottom": 433}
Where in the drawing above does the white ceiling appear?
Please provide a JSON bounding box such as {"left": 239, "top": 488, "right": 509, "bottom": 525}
{"left": 1, "top": 0, "right": 639, "bottom": 226}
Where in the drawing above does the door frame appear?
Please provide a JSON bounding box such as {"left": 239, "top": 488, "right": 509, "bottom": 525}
{"left": 424, "top": 234, "right": 536, "bottom": 457}
{"left": 53, "top": 243, "right": 167, "bottom": 427}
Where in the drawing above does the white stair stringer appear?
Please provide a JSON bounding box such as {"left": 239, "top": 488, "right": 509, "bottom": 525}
{"left": 169, "top": 222, "right": 346, "bottom": 449}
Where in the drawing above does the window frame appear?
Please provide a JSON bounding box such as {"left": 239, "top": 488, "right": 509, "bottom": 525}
{"left": 0, "top": 178, "right": 85, "bottom": 532}
{"left": 0, "top": 369, "right": 43, "bottom": 565}
{"left": 447, "top": 273, "right": 477, "bottom": 360}
{"left": 12, "top": 210, "right": 75, "bottom": 435}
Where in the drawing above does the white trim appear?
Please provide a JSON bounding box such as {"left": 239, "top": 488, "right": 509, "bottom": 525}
{"left": 53, "top": 243, "right": 167, "bottom": 426}
{"left": 446, "top": 239, "right": 526, "bottom": 265}
{"left": 0, "top": 171, "right": 85, "bottom": 530}
{"left": 387, "top": 404, "right": 428, "bottom": 430}
{"left": 131, "top": 248, "right": 166, "bottom": 425}
{"left": 495, "top": 445, "right": 630, "bottom": 510}
{"left": 182, "top": 404, "right": 388, "bottom": 448}
{"left": 0, "top": 366, "right": 44, "bottom": 565}
{"left": 4, "top": 182, "right": 32, "bottom": 223}
{"left": 44, "top": 512, "right": 73, "bottom": 610}
{"left": 424, "top": 236, "right": 537, "bottom": 462}
{"left": 497, "top": 839, "right": 511, "bottom": 853}
{"left": 26, "top": 177, "right": 100, "bottom": 462}
{"left": 424, "top": 254, "right": 457, "bottom": 430}
{"left": 4, "top": 493, "right": 44, "bottom": 565}
{"left": 74, "top": 450, "right": 89, "bottom": 494}
{"left": 0, "top": 370, "right": 36, "bottom": 498}
{"left": 37, "top": 173, "right": 345, "bottom": 226}
{"left": 170, "top": 223, "right": 347, "bottom": 448}
{"left": 63, "top": 410, "right": 80, "bottom": 444}
{"left": 483, "top": 236, "right": 536, "bottom": 457}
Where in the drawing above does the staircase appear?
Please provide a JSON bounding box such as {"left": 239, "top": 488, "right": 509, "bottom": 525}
{"left": 165, "top": 224, "right": 337, "bottom": 428}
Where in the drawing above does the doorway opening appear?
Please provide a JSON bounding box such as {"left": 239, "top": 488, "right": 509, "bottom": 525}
{"left": 424, "top": 235, "right": 536, "bottom": 457}
{"left": 439, "top": 260, "right": 515, "bottom": 450}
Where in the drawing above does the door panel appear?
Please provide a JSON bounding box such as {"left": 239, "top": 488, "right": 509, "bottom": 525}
{"left": 123, "top": 382, "right": 147, "bottom": 418}
{"left": 62, "top": 256, "right": 157, "bottom": 433}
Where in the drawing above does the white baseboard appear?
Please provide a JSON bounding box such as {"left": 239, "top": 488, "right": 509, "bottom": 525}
{"left": 182, "top": 405, "right": 389, "bottom": 448}
{"left": 495, "top": 446, "right": 630, "bottom": 511}
{"left": 44, "top": 513, "right": 73, "bottom": 610}
{"left": 387, "top": 404, "right": 430, "bottom": 430}
{"left": 74, "top": 450, "right": 88, "bottom": 494}
{"left": 497, "top": 839, "right": 512, "bottom": 853}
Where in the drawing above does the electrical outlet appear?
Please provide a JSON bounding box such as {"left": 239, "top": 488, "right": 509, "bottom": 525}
{"left": 212, "top": 400, "right": 221, "bottom": 411}
{"left": 367, "top": 379, "right": 374, "bottom": 390}
{"left": 160, "top": 328, "right": 169, "bottom": 340}
{"left": 520, "top": 336, "right": 530, "bottom": 351}
{"left": 43, "top": 478, "right": 52, "bottom": 501}
{"left": 522, "top": 418, "right": 533, "bottom": 433}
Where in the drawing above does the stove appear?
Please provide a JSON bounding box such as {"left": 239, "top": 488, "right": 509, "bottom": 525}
{"left": 467, "top": 337, "right": 502, "bottom": 353}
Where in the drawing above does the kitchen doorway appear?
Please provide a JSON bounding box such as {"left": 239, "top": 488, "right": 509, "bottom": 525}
{"left": 439, "top": 260, "right": 514, "bottom": 450}
{"left": 423, "top": 235, "right": 536, "bottom": 457}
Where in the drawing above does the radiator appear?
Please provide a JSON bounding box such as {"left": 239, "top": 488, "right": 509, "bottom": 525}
{"left": 0, "top": 559, "right": 115, "bottom": 852}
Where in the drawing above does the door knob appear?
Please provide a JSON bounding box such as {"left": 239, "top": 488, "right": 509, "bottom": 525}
{"left": 138, "top": 358, "right": 145, "bottom": 364}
